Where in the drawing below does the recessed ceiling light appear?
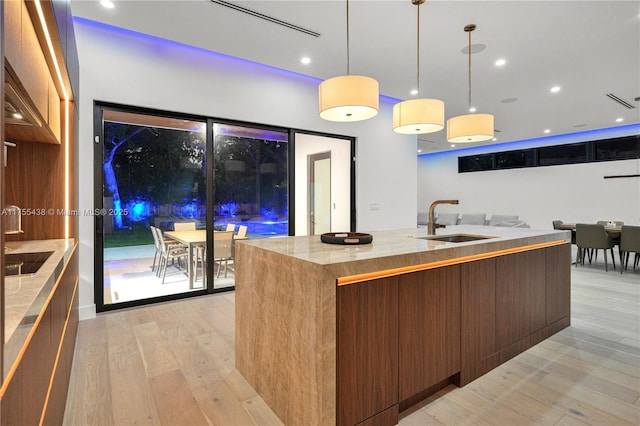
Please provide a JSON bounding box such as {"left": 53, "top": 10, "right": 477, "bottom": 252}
{"left": 492, "top": 137, "right": 497, "bottom": 141}
{"left": 410, "top": 89, "right": 418, "bottom": 96}
{"left": 451, "top": 144, "right": 456, "bottom": 147}
{"left": 469, "top": 107, "right": 476, "bottom": 113}
{"left": 544, "top": 129, "right": 551, "bottom": 134}
{"left": 12, "top": 112, "right": 23, "bottom": 120}
{"left": 300, "top": 56, "right": 311, "bottom": 65}
{"left": 417, "top": 149, "right": 422, "bottom": 153}
{"left": 100, "top": 0, "right": 115, "bottom": 8}
{"left": 615, "top": 117, "right": 624, "bottom": 122}
{"left": 550, "top": 86, "right": 561, "bottom": 93}
{"left": 495, "top": 59, "right": 506, "bottom": 67}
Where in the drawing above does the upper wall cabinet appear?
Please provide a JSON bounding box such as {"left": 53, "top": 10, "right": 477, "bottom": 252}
{"left": 4, "top": 0, "right": 63, "bottom": 144}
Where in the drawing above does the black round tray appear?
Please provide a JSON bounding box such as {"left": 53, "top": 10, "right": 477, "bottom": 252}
{"left": 320, "top": 232, "right": 373, "bottom": 245}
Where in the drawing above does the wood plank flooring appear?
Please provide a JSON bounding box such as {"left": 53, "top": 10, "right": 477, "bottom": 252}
{"left": 63, "top": 265, "right": 640, "bottom": 425}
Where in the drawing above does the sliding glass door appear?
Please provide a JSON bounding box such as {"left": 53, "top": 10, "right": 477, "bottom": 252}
{"left": 95, "top": 106, "right": 208, "bottom": 310}
{"left": 94, "top": 106, "right": 353, "bottom": 311}
{"left": 211, "top": 123, "right": 289, "bottom": 286}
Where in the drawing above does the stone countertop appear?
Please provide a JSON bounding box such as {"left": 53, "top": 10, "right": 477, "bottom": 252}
{"left": 237, "top": 226, "right": 571, "bottom": 277}
{"left": 3, "top": 238, "right": 76, "bottom": 378}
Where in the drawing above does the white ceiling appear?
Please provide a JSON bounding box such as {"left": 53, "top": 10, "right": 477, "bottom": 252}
{"left": 70, "top": 0, "right": 640, "bottom": 153}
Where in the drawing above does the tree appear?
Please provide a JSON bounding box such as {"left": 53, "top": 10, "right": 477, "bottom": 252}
{"left": 104, "top": 126, "right": 150, "bottom": 228}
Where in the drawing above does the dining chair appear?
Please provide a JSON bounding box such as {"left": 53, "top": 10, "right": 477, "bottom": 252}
{"left": 575, "top": 223, "right": 616, "bottom": 272}
{"left": 552, "top": 220, "right": 576, "bottom": 244}
{"left": 226, "top": 223, "right": 236, "bottom": 232}
{"left": 174, "top": 221, "right": 196, "bottom": 231}
{"left": 213, "top": 231, "right": 235, "bottom": 278}
{"left": 237, "top": 225, "right": 248, "bottom": 239}
{"left": 153, "top": 227, "right": 189, "bottom": 283}
{"left": 619, "top": 225, "right": 640, "bottom": 274}
{"left": 149, "top": 225, "right": 162, "bottom": 272}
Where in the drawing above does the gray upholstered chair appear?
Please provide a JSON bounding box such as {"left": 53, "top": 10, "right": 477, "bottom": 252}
{"left": 575, "top": 223, "right": 616, "bottom": 271}
{"left": 553, "top": 220, "right": 576, "bottom": 244}
{"left": 489, "top": 214, "right": 519, "bottom": 226}
{"left": 459, "top": 213, "right": 486, "bottom": 225}
{"left": 619, "top": 225, "right": 640, "bottom": 274}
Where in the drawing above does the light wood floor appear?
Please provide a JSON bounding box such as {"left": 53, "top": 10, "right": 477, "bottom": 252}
{"left": 64, "top": 264, "right": 640, "bottom": 425}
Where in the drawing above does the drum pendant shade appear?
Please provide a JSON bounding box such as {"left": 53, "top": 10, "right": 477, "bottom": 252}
{"left": 447, "top": 113, "right": 494, "bottom": 143}
{"left": 319, "top": 75, "right": 379, "bottom": 122}
{"left": 447, "top": 24, "right": 494, "bottom": 143}
{"left": 393, "top": 98, "right": 444, "bottom": 134}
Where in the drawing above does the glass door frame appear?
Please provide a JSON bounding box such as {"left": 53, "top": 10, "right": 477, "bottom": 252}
{"left": 289, "top": 129, "right": 356, "bottom": 234}
{"left": 93, "top": 102, "right": 212, "bottom": 312}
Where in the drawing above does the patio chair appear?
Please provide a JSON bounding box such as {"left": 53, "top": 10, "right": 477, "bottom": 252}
{"left": 213, "top": 231, "right": 234, "bottom": 278}
{"left": 174, "top": 222, "right": 196, "bottom": 231}
{"left": 226, "top": 223, "right": 236, "bottom": 232}
{"left": 153, "top": 226, "right": 189, "bottom": 283}
{"left": 237, "top": 225, "right": 248, "bottom": 239}
{"left": 150, "top": 225, "right": 162, "bottom": 272}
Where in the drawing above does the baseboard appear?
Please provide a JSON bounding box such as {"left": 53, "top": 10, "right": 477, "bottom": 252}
{"left": 78, "top": 304, "right": 97, "bottom": 320}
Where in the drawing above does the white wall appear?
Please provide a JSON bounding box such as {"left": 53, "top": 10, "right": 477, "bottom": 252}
{"left": 418, "top": 126, "right": 640, "bottom": 229}
{"left": 294, "top": 133, "right": 352, "bottom": 235}
{"left": 74, "top": 19, "right": 417, "bottom": 318}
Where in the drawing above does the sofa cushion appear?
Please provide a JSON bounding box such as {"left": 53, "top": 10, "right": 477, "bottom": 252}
{"left": 460, "top": 213, "right": 486, "bottom": 225}
{"left": 417, "top": 212, "right": 430, "bottom": 226}
{"left": 489, "top": 214, "right": 519, "bottom": 226}
{"left": 435, "top": 213, "right": 459, "bottom": 226}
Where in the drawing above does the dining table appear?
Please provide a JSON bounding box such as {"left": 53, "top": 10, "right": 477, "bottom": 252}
{"left": 555, "top": 223, "right": 622, "bottom": 236}
{"left": 164, "top": 229, "right": 247, "bottom": 288}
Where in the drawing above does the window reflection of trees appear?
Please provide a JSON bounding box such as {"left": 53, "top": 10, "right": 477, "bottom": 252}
{"left": 103, "top": 122, "right": 206, "bottom": 230}
{"left": 213, "top": 135, "right": 288, "bottom": 231}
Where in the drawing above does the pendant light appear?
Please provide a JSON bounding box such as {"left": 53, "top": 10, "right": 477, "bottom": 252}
{"left": 393, "top": 0, "right": 444, "bottom": 134}
{"left": 447, "top": 24, "right": 494, "bottom": 143}
{"left": 319, "top": 0, "right": 379, "bottom": 122}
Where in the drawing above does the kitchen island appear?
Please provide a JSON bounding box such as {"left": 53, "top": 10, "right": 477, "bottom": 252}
{"left": 235, "top": 226, "right": 571, "bottom": 426}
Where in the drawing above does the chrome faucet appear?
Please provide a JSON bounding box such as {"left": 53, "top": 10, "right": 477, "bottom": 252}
{"left": 427, "top": 199, "right": 459, "bottom": 235}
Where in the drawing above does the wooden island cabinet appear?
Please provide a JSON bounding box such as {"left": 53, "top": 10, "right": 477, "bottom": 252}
{"left": 236, "top": 226, "right": 571, "bottom": 426}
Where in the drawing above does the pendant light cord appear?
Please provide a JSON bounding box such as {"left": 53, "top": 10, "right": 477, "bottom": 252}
{"left": 346, "top": 0, "right": 350, "bottom": 75}
{"left": 467, "top": 27, "right": 472, "bottom": 111}
{"left": 416, "top": 2, "right": 420, "bottom": 98}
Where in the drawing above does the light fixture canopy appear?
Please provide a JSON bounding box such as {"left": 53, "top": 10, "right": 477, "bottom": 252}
{"left": 447, "top": 23, "right": 494, "bottom": 143}
{"left": 318, "top": 0, "right": 379, "bottom": 122}
{"left": 393, "top": 0, "right": 444, "bottom": 134}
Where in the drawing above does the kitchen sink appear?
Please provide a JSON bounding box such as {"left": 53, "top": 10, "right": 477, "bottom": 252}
{"left": 5, "top": 251, "right": 54, "bottom": 276}
{"left": 415, "top": 234, "right": 497, "bottom": 243}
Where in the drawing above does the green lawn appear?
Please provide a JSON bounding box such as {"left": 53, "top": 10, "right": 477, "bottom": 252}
{"left": 104, "top": 223, "right": 154, "bottom": 248}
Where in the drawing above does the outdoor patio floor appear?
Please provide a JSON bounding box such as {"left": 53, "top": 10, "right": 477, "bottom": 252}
{"left": 104, "top": 244, "right": 234, "bottom": 305}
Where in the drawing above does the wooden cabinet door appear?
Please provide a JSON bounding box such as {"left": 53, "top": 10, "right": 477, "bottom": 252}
{"left": 460, "top": 257, "right": 497, "bottom": 385}
{"left": 398, "top": 266, "right": 460, "bottom": 401}
{"left": 337, "top": 277, "right": 399, "bottom": 426}
{"left": 546, "top": 243, "right": 571, "bottom": 324}
{"left": 496, "top": 249, "right": 546, "bottom": 350}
